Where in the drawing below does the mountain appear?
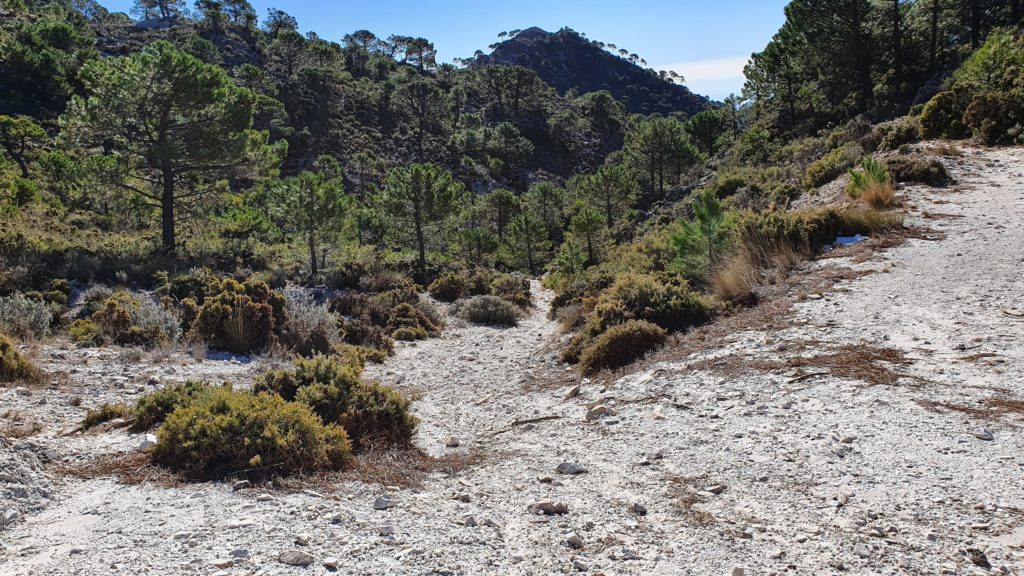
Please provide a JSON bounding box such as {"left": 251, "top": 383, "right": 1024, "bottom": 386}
{"left": 473, "top": 27, "right": 710, "bottom": 117}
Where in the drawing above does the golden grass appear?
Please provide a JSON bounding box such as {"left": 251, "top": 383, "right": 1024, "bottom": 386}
{"left": 859, "top": 180, "right": 899, "bottom": 210}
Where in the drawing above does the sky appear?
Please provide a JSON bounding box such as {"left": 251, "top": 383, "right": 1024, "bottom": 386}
{"left": 98, "top": 0, "right": 790, "bottom": 99}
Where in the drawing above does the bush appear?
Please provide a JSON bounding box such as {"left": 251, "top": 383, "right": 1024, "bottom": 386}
{"left": 339, "top": 381, "right": 418, "bottom": 448}
{"left": 280, "top": 294, "right": 341, "bottom": 357}
{"left": 920, "top": 91, "right": 970, "bottom": 140}
{"left": 847, "top": 157, "right": 897, "bottom": 209}
{"left": 490, "top": 273, "right": 532, "bottom": 308}
{"left": 132, "top": 380, "right": 217, "bottom": 431}
{"left": 91, "top": 292, "right": 181, "bottom": 348}
{"left": 884, "top": 156, "right": 949, "bottom": 186}
{"left": 339, "top": 317, "right": 394, "bottom": 354}
{"left": 0, "top": 293, "right": 53, "bottom": 340}
{"left": 152, "top": 388, "right": 351, "bottom": 478}
{"left": 68, "top": 319, "right": 103, "bottom": 345}
{"left": 803, "top": 143, "right": 862, "bottom": 188}
{"left": 578, "top": 320, "right": 667, "bottom": 375}
{"left": 191, "top": 278, "right": 287, "bottom": 354}
{"left": 79, "top": 284, "right": 115, "bottom": 316}
{"left": 876, "top": 117, "right": 921, "bottom": 152}
{"left": 963, "top": 90, "right": 1024, "bottom": 145}
{"left": 253, "top": 354, "right": 417, "bottom": 448}
{"left": 458, "top": 295, "right": 521, "bottom": 326}
{"left": 0, "top": 334, "right": 38, "bottom": 382}
{"left": 428, "top": 272, "right": 467, "bottom": 302}
{"left": 81, "top": 403, "right": 131, "bottom": 430}
{"left": 386, "top": 303, "right": 438, "bottom": 339}
{"left": 591, "top": 273, "right": 713, "bottom": 333}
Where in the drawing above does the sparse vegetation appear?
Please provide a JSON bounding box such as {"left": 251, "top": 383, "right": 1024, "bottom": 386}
{"left": 0, "top": 293, "right": 53, "bottom": 340}
{"left": 152, "top": 388, "right": 352, "bottom": 478}
{"left": 884, "top": 156, "right": 949, "bottom": 186}
{"left": 82, "top": 403, "right": 131, "bottom": 430}
{"left": 0, "top": 334, "right": 39, "bottom": 382}
{"left": 458, "top": 295, "right": 522, "bottom": 326}
{"left": 847, "top": 157, "right": 897, "bottom": 209}
{"left": 578, "top": 320, "right": 667, "bottom": 375}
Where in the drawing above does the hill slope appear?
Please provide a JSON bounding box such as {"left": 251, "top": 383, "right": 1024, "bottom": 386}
{"left": 474, "top": 27, "right": 710, "bottom": 117}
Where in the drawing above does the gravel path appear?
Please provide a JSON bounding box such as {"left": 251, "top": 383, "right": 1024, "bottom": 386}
{"left": 2, "top": 145, "right": 1023, "bottom": 575}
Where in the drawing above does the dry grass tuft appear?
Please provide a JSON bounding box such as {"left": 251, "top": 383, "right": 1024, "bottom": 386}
{"left": 55, "top": 452, "right": 184, "bottom": 487}
{"left": 860, "top": 180, "right": 899, "bottom": 210}
{"left": 919, "top": 397, "right": 1024, "bottom": 420}
{"left": 666, "top": 474, "right": 716, "bottom": 526}
{"left": 931, "top": 143, "right": 963, "bottom": 157}
{"left": 1, "top": 409, "right": 42, "bottom": 438}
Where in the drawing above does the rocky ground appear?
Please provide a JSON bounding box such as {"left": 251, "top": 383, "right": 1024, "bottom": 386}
{"left": 2, "top": 144, "right": 1023, "bottom": 575}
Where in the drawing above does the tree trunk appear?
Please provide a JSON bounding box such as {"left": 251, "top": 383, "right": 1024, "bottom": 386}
{"left": 161, "top": 165, "right": 176, "bottom": 254}
{"left": 929, "top": 0, "right": 940, "bottom": 72}
{"left": 308, "top": 232, "right": 318, "bottom": 277}
{"left": 414, "top": 214, "right": 426, "bottom": 278}
{"left": 13, "top": 154, "right": 29, "bottom": 179}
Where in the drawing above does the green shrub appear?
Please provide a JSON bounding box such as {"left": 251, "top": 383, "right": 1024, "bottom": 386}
{"left": 846, "top": 157, "right": 895, "bottom": 209}
{"left": 490, "top": 273, "right": 532, "bottom": 308}
{"left": 68, "top": 319, "right": 103, "bottom": 345}
{"left": 0, "top": 334, "right": 38, "bottom": 382}
{"left": 82, "top": 403, "right": 131, "bottom": 430}
{"left": 335, "top": 343, "right": 388, "bottom": 365}
{"left": 428, "top": 272, "right": 467, "bottom": 302}
{"left": 0, "top": 293, "right": 53, "bottom": 340}
{"left": 91, "top": 292, "right": 181, "bottom": 348}
{"left": 964, "top": 90, "right": 1024, "bottom": 145}
{"left": 254, "top": 354, "right": 362, "bottom": 408}
{"left": 152, "top": 388, "right": 351, "bottom": 478}
{"left": 253, "top": 354, "right": 417, "bottom": 449}
{"left": 578, "top": 320, "right": 667, "bottom": 375}
{"left": 884, "top": 156, "right": 949, "bottom": 186}
{"left": 132, "top": 380, "right": 217, "bottom": 431}
{"left": 191, "top": 278, "right": 287, "bottom": 354}
{"left": 803, "top": 143, "right": 862, "bottom": 188}
{"left": 592, "top": 273, "right": 713, "bottom": 333}
{"left": 920, "top": 91, "right": 970, "bottom": 140}
{"left": 458, "top": 295, "right": 521, "bottom": 326}
{"left": 339, "top": 317, "right": 394, "bottom": 354}
{"left": 876, "top": 117, "right": 921, "bottom": 152}
{"left": 386, "top": 302, "right": 437, "bottom": 338}
{"left": 339, "top": 382, "right": 418, "bottom": 448}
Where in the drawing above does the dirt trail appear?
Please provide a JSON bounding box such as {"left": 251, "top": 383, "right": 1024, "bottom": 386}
{"left": 3, "top": 145, "right": 1024, "bottom": 576}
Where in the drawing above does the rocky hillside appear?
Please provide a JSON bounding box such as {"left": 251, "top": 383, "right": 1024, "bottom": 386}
{"left": 474, "top": 27, "right": 710, "bottom": 117}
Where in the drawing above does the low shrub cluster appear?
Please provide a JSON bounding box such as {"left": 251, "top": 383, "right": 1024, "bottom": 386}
{"left": 0, "top": 293, "right": 53, "bottom": 340}
{"left": 127, "top": 350, "right": 416, "bottom": 478}
{"left": 189, "top": 278, "right": 287, "bottom": 354}
{"left": 561, "top": 273, "right": 711, "bottom": 370}
{"left": 81, "top": 403, "right": 131, "bottom": 430}
{"left": 73, "top": 291, "right": 181, "bottom": 348}
{"left": 0, "top": 334, "right": 39, "bottom": 382}
{"left": 578, "top": 320, "right": 666, "bottom": 375}
{"left": 386, "top": 303, "right": 438, "bottom": 340}
{"left": 429, "top": 269, "right": 531, "bottom": 308}
{"left": 427, "top": 272, "right": 467, "bottom": 302}
{"left": 254, "top": 354, "right": 418, "bottom": 448}
{"left": 875, "top": 117, "right": 921, "bottom": 152}
{"left": 458, "top": 295, "right": 521, "bottom": 326}
{"left": 920, "top": 30, "right": 1024, "bottom": 145}
{"left": 280, "top": 293, "right": 342, "bottom": 357}
{"left": 883, "top": 156, "right": 949, "bottom": 186}
{"left": 803, "top": 143, "right": 862, "bottom": 189}
{"left": 152, "top": 387, "right": 352, "bottom": 478}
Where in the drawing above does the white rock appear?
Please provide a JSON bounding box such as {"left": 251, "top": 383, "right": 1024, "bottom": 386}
{"left": 278, "top": 549, "right": 314, "bottom": 566}
{"left": 323, "top": 557, "right": 339, "bottom": 569}
{"left": 139, "top": 434, "right": 158, "bottom": 451}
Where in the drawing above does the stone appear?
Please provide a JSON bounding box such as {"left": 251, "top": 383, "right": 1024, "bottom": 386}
{"left": 231, "top": 480, "right": 251, "bottom": 491}
{"left": 139, "top": 434, "right": 158, "bottom": 451}
{"left": 330, "top": 512, "right": 347, "bottom": 524}
{"left": 323, "top": 557, "right": 340, "bottom": 570}
{"left": 731, "top": 568, "right": 746, "bottom": 576}
{"left": 278, "top": 550, "right": 315, "bottom": 566}
{"left": 972, "top": 428, "right": 994, "bottom": 441}
{"left": 630, "top": 502, "right": 647, "bottom": 516}
{"left": 229, "top": 549, "right": 250, "bottom": 559}
{"left": 453, "top": 492, "right": 471, "bottom": 503}
{"left": 379, "top": 526, "right": 395, "bottom": 536}
{"left": 445, "top": 436, "right": 460, "bottom": 448}
{"left": 566, "top": 532, "right": 584, "bottom": 549}
{"left": 374, "top": 495, "right": 393, "bottom": 510}
{"left": 557, "top": 462, "right": 588, "bottom": 475}
{"left": 585, "top": 405, "right": 609, "bottom": 421}
{"left": 294, "top": 533, "right": 310, "bottom": 546}
{"left": 460, "top": 515, "right": 478, "bottom": 527}
{"left": 255, "top": 493, "right": 274, "bottom": 502}
{"left": 528, "top": 499, "right": 568, "bottom": 515}
{"left": 210, "top": 558, "right": 234, "bottom": 569}
{"left": 573, "top": 559, "right": 589, "bottom": 571}
{"left": 854, "top": 544, "right": 872, "bottom": 559}
{"left": 707, "top": 484, "right": 726, "bottom": 495}
{"left": 564, "top": 385, "right": 581, "bottom": 399}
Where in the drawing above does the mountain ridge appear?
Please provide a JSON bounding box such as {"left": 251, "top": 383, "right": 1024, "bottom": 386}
{"left": 472, "top": 27, "right": 711, "bottom": 117}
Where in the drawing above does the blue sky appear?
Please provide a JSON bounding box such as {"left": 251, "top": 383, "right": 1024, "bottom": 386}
{"left": 98, "top": 0, "right": 789, "bottom": 99}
